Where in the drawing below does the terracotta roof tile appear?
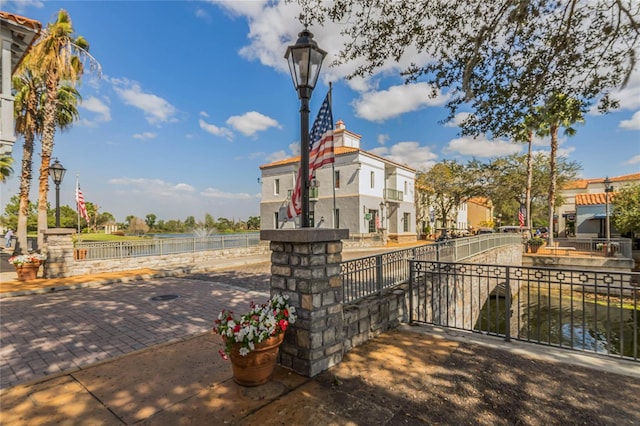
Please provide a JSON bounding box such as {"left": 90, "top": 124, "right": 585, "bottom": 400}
{"left": 260, "top": 146, "right": 416, "bottom": 172}
{"left": 575, "top": 192, "right": 616, "bottom": 205}
{"left": 563, "top": 172, "right": 640, "bottom": 189}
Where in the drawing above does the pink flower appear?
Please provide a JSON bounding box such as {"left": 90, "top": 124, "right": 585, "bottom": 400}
{"left": 279, "top": 319, "right": 288, "bottom": 331}
{"left": 218, "top": 349, "right": 228, "bottom": 360}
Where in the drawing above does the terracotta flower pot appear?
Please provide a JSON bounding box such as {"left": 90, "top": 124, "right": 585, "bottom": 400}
{"left": 224, "top": 333, "right": 284, "bottom": 386}
{"left": 14, "top": 263, "right": 40, "bottom": 281}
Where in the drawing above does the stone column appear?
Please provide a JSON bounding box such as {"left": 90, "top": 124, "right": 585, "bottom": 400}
{"left": 42, "top": 228, "right": 76, "bottom": 278}
{"left": 261, "top": 228, "right": 349, "bottom": 377}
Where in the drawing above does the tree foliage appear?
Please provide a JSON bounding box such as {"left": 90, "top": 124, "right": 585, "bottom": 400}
{"left": 418, "top": 160, "right": 479, "bottom": 228}
{"left": 300, "top": 0, "right": 638, "bottom": 137}
{"left": 612, "top": 183, "right": 640, "bottom": 234}
{"left": 479, "top": 153, "right": 581, "bottom": 226}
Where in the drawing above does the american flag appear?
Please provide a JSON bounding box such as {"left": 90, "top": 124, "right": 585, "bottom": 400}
{"left": 76, "top": 180, "right": 90, "bottom": 222}
{"left": 518, "top": 207, "right": 525, "bottom": 228}
{"left": 287, "top": 92, "right": 334, "bottom": 219}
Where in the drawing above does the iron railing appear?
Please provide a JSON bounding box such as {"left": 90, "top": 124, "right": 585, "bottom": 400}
{"left": 75, "top": 233, "right": 261, "bottom": 260}
{"left": 551, "top": 237, "right": 632, "bottom": 259}
{"left": 341, "top": 233, "right": 521, "bottom": 303}
{"left": 409, "top": 260, "right": 639, "bottom": 362}
{"left": 384, "top": 188, "right": 404, "bottom": 202}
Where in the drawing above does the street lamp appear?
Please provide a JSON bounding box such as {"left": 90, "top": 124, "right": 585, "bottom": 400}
{"left": 49, "top": 158, "right": 66, "bottom": 228}
{"left": 285, "top": 26, "right": 327, "bottom": 227}
{"left": 604, "top": 176, "right": 613, "bottom": 243}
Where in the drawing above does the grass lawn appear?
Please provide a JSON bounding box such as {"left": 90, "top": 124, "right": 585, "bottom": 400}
{"left": 74, "top": 233, "right": 149, "bottom": 242}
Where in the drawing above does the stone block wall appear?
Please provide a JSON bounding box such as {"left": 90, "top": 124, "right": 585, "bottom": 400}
{"left": 342, "top": 285, "right": 408, "bottom": 352}
{"left": 261, "top": 229, "right": 349, "bottom": 377}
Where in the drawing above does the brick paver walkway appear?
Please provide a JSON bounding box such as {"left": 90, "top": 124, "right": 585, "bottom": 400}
{"left": 0, "top": 248, "right": 414, "bottom": 390}
{"left": 0, "top": 267, "right": 273, "bottom": 389}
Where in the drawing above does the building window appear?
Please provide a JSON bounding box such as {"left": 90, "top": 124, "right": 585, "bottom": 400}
{"left": 335, "top": 170, "right": 340, "bottom": 188}
{"left": 404, "top": 181, "right": 408, "bottom": 195}
{"left": 368, "top": 210, "right": 377, "bottom": 233}
{"left": 403, "top": 212, "right": 410, "bottom": 232}
{"left": 274, "top": 211, "right": 279, "bottom": 228}
{"left": 274, "top": 179, "right": 280, "bottom": 195}
{"left": 335, "top": 209, "right": 340, "bottom": 228}
{"left": 370, "top": 171, "right": 375, "bottom": 188}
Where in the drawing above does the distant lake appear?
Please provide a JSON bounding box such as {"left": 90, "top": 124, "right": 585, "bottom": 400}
{"left": 150, "top": 232, "right": 257, "bottom": 239}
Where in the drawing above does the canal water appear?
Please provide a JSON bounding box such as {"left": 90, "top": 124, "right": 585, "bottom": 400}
{"left": 475, "top": 288, "right": 639, "bottom": 359}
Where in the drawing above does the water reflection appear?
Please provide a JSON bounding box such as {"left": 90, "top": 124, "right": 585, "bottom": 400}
{"left": 475, "top": 288, "right": 639, "bottom": 359}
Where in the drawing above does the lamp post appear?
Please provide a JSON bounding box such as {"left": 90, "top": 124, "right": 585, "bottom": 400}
{"left": 285, "top": 26, "right": 327, "bottom": 227}
{"left": 497, "top": 213, "right": 502, "bottom": 228}
{"left": 49, "top": 158, "right": 66, "bottom": 228}
{"left": 604, "top": 176, "right": 613, "bottom": 244}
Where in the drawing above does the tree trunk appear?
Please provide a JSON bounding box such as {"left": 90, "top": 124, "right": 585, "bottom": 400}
{"left": 548, "top": 123, "right": 559, "bottom": 247}
{"left": 16, "top": 92, "right": 38, "bottom": 255}
{"left": 526, "top": 130, "right": 533, "bottom": 232}
{"left": 36, "top": 77, "right": 58, "bottom": 250}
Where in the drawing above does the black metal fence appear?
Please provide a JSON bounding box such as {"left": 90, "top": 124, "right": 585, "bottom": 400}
{"left": 340, "top": 233, "right": 521, "bottom": 303}
{"left": 75, "top": 233, "right": 261, "bottom": 260}
{"left": 409, "top": 260, "right": 639, "bottom": 362}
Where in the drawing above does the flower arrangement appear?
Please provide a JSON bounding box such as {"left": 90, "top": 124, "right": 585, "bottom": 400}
{"left": 213, "top": 293, "right": 296, "bottom": 359}
{"left": 527, "top": 236, "right": 545, "bottom": 246}
{"left": 8, "top": 253, "right": 46, "bottom": 266}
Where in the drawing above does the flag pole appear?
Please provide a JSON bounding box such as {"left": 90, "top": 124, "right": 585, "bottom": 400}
{"left": 76, "top": 174, "right": 81, "bottom": 242}
{"left": 329, "top": 82, "right": 336, "bottom": 228}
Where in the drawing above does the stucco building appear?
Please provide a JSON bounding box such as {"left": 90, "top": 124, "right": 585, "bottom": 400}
{"left": 259, "top": 120, "right": 417, "bottom": 243}
{"left": 558, "top": 172, "right": 640, "bottom": 238}
{"left": 1, "top": 12, "right": 41, "bottom": 156}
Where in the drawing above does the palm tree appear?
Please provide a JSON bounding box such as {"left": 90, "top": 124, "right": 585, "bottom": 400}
{"left": 22, "top": 9, "right": 99, "bottom": 248}
{"left": 0, "top": 156, "right": 14, "bottom": 182}
{"left": 12, "top": 69, "right": 43, "bottom": 254}
{"left": 513, "top": 112, "right": 543, "bottom": 233}
{"left": 12, "top": 66, "right": 81, "bottom": 253}
{"left": 537, "top": 93, "right": 584, "bottom": 246}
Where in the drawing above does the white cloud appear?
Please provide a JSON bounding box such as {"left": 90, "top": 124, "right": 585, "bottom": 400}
{"left": 112, "top": 78, "right": 177, "bottom": 124}
{"left": 79, "top": 96, "right": 111, "bottom": 125}
{"left": 265, "top": 150, "right": 289, "bottom": 163}
{"left": 611, "top": 68, "right": 640, "bottom": 111}
{"left": 132, "top": 132, "right": 157, "bottom": 140}
{"left": 226, "top": 111, "right": 281, "bottom": 136}
{"left": 215, "top": 1, "right": 431, "bottom": 94}
{"left": 444, "top": 112, "right": 472, "bottom": 128}
{"left": 377, "top": 134, "right": 389, "bottom": 145}
{"left": 353, "top": 83, "right": 448, "bottom": 122}
{"left": 369, "top": 141, "right": 437, "bottom": 170}
{"left": 445, "top": 135, "right": 522, "bottom": 157}
{"left": 200, "top": 187, "right": 257, "bottom": 199}
{"left": 288, "top": 142, "right": 300, "bottom": 156}
{"left": 619, "top": 111, "right": 640, "bottom": 130}
{"left": 199, "top": 119, "right": 234, "bottom": 140}
{"left": 108, "top": 177, "right": 196, "bottom": 199}
{"left": 624, "top": 154, "right": 640, "bottom": 166}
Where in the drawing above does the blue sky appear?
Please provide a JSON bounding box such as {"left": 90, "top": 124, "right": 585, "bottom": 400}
{"left": 2, "top": 1, "right": 639, "bottom": 223}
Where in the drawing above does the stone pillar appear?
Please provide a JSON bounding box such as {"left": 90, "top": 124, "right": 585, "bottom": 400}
{"left": 261, "top": 228, "right": 349, "bottom": 377}
{"left": 42, "top": 228, "right": 76, "bottom": 278}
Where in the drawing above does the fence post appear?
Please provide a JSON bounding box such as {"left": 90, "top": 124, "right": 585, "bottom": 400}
{"left": 409, "top": 260, "right": 414, "bottom": 324}
{"left": 376, "top": 254, "right": 383, "bottom": 296}
{"left": 504, "top": 266, "right": 511, "bottom": 342}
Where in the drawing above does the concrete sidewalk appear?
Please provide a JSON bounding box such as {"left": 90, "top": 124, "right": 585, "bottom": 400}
{"left": 2, "top": 326, "right": 639, "bottom": 425}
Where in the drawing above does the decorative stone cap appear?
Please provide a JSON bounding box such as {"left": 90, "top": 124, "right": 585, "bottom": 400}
{"left": 260, "top": 229, "right": 349, "bottom": 243}
{"left": 42, "top": 228, "right": 76, "bottom": 236}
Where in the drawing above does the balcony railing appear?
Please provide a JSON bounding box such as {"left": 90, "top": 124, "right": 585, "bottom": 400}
{"left": 384, "top": 188, "right": 403, "bottom": 202}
